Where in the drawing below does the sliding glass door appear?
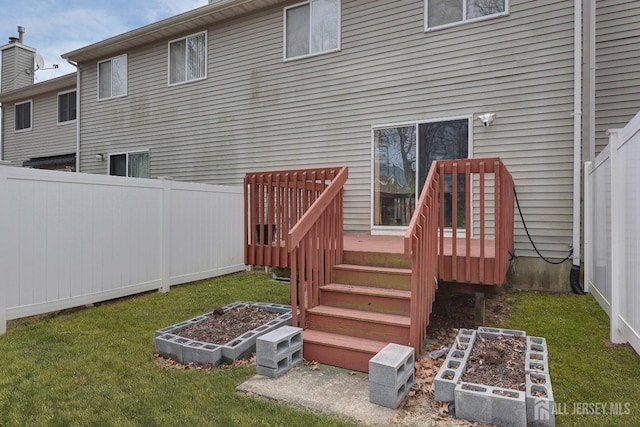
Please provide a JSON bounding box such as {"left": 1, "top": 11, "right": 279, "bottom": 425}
{"left": 373, "top": 118, "right": 470, "bottom": 228}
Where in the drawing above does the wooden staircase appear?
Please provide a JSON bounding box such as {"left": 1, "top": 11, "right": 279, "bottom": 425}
{"left": 302, "top": 244, "right": 412, "bottom": 372}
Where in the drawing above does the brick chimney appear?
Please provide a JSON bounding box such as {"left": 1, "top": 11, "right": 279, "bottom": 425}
{"left": 1, "top": 26, "right": 36, "bottom": 93}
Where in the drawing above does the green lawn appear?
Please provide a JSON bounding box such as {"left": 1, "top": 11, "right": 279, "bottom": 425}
{"left": 2, "top": 272, "right": 639, "bottom": 426}
{"left": 0, "top": 272, "right": 357, "bottom": 427}
{"left": 502, "top": 291, "right": 640, "bottom": 427}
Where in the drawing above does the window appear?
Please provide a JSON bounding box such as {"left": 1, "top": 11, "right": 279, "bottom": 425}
{"left": 58, "top": 91, "right": 77, "bottom": 123}
{"left": 98, "top": 55, "right": 127, "bottom": 99}
{"left": 426, "top": 0, "right": 507, "bottom": 30}
{"left": 372, "top": 118, "right": 470, "bottom": 227}
{"left": 285, "top": 0, "right": 340, "bottom": 60}
{"left": 169, "top": 32, "right": 207, "bottom": 85}
{"left": 109, "top": 151, "right": 149, "bottom": 178}
{"left": 15, "top": 100, "right": 32, "bottom": 131}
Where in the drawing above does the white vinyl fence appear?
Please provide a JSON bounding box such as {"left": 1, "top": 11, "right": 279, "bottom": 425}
{"left": 585, "top": 111, "right": 640, "bottom": 355}
{"left": 0, "top": 165, "right": 246, "bottom": 334}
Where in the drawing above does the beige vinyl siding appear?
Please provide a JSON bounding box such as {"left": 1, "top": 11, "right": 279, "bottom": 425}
{"left": 1, "top": 45, "right": 34, "bottom": 93}
{"left": 3, "top": 89, "right": 76, "bottom": 164}
{"left": 78, "top": 0, "right": 576, "bottom": 259}
{"left": 595, "top": 0, "right": 640, "bottom": 154}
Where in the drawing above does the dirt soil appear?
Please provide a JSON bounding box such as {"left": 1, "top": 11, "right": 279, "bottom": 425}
{"left": 460, "top": 335, "right": 526, "bottom": 391}
{"left": 176, "top": 305, "right": 280, "bottom": 345}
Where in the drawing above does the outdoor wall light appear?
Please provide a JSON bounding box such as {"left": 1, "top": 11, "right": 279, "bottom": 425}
{"left": 477, "top": 113, "right": 496, "bottom": 127}
{"left": 95, "top": 153, "right": 106, "bottom": 161}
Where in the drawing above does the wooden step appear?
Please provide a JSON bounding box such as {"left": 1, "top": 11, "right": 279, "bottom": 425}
{"left": 332, "top": 264, "right": 412, "bottom": 290}
{"left": 306, "top": 305, "right": 410, "bottom": 344}
{"left": 343, "top": 249, "right": 411, "bottom": 269}
{"left": 302, "top": 329, "right": 388, "bottom": 372}
{"left": 319, "top": 283, "right": 411, "bottom": 315}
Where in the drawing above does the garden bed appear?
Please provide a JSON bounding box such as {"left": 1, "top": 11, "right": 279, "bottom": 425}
{"left": 154, "top": 301, "right": 292, "bottom": 367}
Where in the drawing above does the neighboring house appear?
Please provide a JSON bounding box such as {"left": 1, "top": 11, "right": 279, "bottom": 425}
{"left": 0, "top": 0, "right": 638, "bottom": 289}
{"left": 0, "top": 34, "right": 77, "bottom": 171}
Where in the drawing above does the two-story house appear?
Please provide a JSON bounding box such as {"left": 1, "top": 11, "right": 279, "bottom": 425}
{"left": 1, "top": 0, "right": 639, "bottom": 291}
{"left": 0, "top": 30, "right": 77, "bottom": 171}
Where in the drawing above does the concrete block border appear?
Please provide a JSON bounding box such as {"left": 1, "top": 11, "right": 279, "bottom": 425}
{"left": 154, "top": 301, "right": 292, "bottom": 366}
{"left": 434, "top": 328, "right": 555, "bottom": 426}
{"left": 434, "top": 328, "right": 476, "bottom": 402}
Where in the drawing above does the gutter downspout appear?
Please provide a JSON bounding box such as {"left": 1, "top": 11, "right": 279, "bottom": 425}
{"left": 66, "top": 58, "right": 80, "bottom": 172}
{"left": 589, "top": 0, "right": 596, "bottom": 161}
{"left": 571, "top": 0, "right": 586, "bottom": 295}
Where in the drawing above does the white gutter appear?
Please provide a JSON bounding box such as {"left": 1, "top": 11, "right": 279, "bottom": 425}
{"left": 66, "top": 59, "right": 80, "bottom": 172}
{"left": 572, "top": 0, "right": 582, "bottom": 266}
{"left": 589, "top": 0, "right": 596, "bottom": 161}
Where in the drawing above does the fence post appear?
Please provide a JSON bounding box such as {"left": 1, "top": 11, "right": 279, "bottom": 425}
{"left": 0, "top": 166, "right": 8, "bottom": 334}
{"left": 583, "top": 161, "right": 592, "bottom": 293}
{"left": 159, "top": 177, "right": 172, "bottom": 293}
{"left": 608, "top": 130, "right": 626, "bottom": 344}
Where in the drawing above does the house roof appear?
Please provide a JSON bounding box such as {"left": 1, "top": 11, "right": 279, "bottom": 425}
{"left": 61, "top": 0, "right": 286, "bottom": 63}
{"left": 0, "top": 72, "right": 76, "bottom": 103}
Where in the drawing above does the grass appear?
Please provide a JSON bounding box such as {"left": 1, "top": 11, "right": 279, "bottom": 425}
{"left": 502, "top": 291, "right": 640, "bottom": 427}
{"left": 0, "top": 272, "right": 357, "bottom": 427}
{"left": 2, "top": 273, "right": 639, "bottom": 426}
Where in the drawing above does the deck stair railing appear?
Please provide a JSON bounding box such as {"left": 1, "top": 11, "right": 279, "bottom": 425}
{"left": 404, "top": 158, "right": 514, "bottom": 352}
{"left": 244, "top": 166, "right": 347, "bottom": 326}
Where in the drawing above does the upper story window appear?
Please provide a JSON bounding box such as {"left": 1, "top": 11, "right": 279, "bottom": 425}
{"left": 98, "top": 55, "right": 127, "bottom": 100}
{"left": 109, "top": 151, "right": 149, "bottom": 178}
{"left": 58, "top": 90, "right": 77, "bottom": 123}
{"left": 284, "top": 0, "right": 340, "bottom": 60}
{"left": 15, "top": 100, "right": 32, "bottom": 131}
{"left": 425, "top": 0, "right": 508, "bottom": 30}
{"left": 169, "top": 32, "right": 207, "bottom": 85}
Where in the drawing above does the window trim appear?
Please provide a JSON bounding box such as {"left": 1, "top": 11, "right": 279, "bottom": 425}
{"left": 57, "top": 89, "right": 77, "bottom": 125}
{"left": 107, "top": 149, "right": 150, "bottom": 178}
{"left": 14, "top": 99, "right": 33, "bottom": 132}
{"left": 283, "top": 0, "right": 342, "bottom": 62}
{"left": 167, "top": 31, "right": 208, "bottom": 87}
{"left": 370, "top": 115, "right": 474, "bottom": 233}
{"left": 97, "top": 54, "right": 128, "bottom": 101}
{"left": 424, "top": 0, "right": 510, "bottom": 32}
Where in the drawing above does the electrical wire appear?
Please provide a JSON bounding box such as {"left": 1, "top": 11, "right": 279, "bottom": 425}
{"left": 513, "top": 186, "right": 573, "bottom": 265}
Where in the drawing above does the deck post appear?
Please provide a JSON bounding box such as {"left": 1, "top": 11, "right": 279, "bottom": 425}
{"left": 474, "top": 292, "right": 485, "bottom": 326}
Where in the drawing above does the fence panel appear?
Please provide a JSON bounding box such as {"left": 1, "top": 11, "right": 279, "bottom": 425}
{"left": 585, "top": 110, "right": 640, "bottom": 355}
{"left": 0, "top": 166, "right": 245, "bottom": 332}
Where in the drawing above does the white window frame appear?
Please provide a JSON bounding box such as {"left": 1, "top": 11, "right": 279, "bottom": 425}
{"left": 370, "top": 115, "right": 474, "bottom": 235}
{"left": 14, "top": 99, "right": 33, "bottom": 132}
{"left": 167, "top": 31, "right": 208, "bottom": 87}
{"left": 57, "top": 89, "right": 77, "bottom": 125}
{"left": 97, "top": 54, "right": 128, "bottom": 100}
{"left": 107, "top": 150, "right": 150, "bottom": 178}
{"left": 424, "top": 0, "right": 510, "bottom": 32}
{"left": 283, "top": 0, "right": 341, "bottom": 61}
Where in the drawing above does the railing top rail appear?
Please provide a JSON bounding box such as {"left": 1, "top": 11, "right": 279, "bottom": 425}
{"left": 245, "top": 167, "right": 342, "bottom": 181}
{"left": 288, "top": 166, "right": 348, "bottom": 250}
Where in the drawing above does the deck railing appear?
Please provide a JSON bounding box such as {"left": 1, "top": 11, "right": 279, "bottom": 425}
{"left": 404, "top": 158, "right": 514, "bottom": 351}
{"left": 244, "top": 167, "right": 344, "bottom": 268}
{"left": 288, "top": 167, "right": 347, "bottom": 327}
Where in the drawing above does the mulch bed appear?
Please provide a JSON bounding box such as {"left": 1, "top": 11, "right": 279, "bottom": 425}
{"left": 176, "top": 305, "right": 280, "bottom": 345}
{"left": 460, "top": 334, "right": 526, "bottom": 391}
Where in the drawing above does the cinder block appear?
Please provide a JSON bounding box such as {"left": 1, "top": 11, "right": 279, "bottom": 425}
{"left": 477, "top": 326, "right": 526, "bottom": 339}
{"left": 526, "top": 351, "right": 549, "bottom": 374}
{"left": 256, "top": 326, "right": 303, "bottom": 369}
{"left": 526, "top": 372, "right": 555, "bottom": 427}
{"left": 455, "top": 382, "right": 526, "bottom": 426}
{"left": 369, "top": 343, "right": 414, "bottom": 386}
{"left": 527, "top": 336, "right": 548, "bottom": 353}
{"left": 155, "top": 334, "right": 188, "bottom": 361}
{"left": 182, "top": 341, "right": 222, "bottom": 367}
{"left": 434, "top": 329, "right": 476, "bottom": 402}
{"left": 370, "top": 371, "right": 414, "bottom": 409}
{"left": 257, "top": 348, "right": 303, "bottom": 378}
